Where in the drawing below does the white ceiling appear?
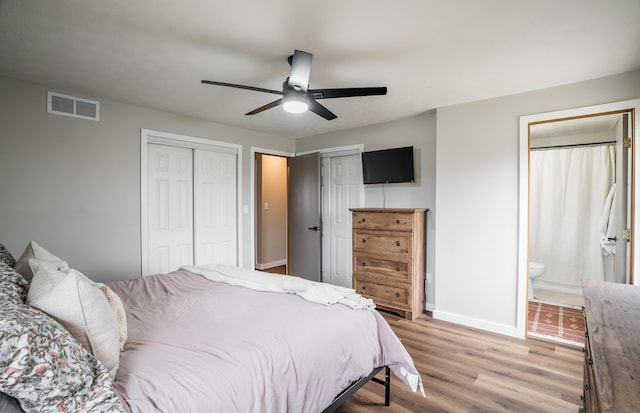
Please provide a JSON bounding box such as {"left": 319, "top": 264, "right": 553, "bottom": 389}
{"left": 1, "top": 0, "right": 639, "bottom": 138}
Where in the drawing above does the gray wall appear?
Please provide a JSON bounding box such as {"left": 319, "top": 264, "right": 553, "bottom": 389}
{"left": 4, "top": 69, "right": 640, "bottom": 338}
{"left": 435, "top": 70, "right": 640, "bottom": 335}
{"left": 296, "top": 112, "right": 437, "bottom": 309}
{"left": 297, "top": 70, "right": 640, "bottom": 334}
{"left": 0, "top": 76, "right": 294, "bottom": 281}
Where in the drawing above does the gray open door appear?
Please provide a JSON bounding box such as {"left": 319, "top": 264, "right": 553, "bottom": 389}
{"left": 288, "top": 152, "right": 321, "bottom": 282}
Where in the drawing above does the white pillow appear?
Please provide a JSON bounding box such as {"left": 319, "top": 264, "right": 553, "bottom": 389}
{"left": 14, "top": 241, "right": 69, "bottom": 283}
{"left": 26, "top": 262, "right": 120, "bottom": 379}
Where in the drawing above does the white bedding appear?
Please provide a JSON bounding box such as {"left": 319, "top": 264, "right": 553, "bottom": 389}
{"left": 182, "top": 263, "right": 375, "bottom": 310}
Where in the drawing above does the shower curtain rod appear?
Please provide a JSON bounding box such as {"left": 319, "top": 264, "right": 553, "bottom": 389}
{"left": 530, "top": 140, "right": 616, "bottom": 151}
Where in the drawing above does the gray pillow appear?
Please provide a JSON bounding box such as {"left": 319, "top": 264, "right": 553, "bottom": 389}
{"left": 0, "top": 393, "right": 24, "bottom": 413}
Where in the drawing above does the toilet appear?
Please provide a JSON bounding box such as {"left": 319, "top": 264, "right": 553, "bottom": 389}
{"left": 528, "top": 261, "right": 545, "bottom": 300}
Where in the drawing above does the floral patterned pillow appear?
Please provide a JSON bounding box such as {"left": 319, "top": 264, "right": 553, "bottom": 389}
{"left": 0, "top": 301, "right": 126, "bottom": 413}
{"left": 0, "top": 262, "right": 28, "bottom": 305}
{"left": 0, "top": 243, "right": 16, "bottom": 268}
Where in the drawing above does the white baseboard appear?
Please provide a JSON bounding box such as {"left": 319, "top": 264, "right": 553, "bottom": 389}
{"left": 425, "top": 302, "right": 435, "bottom": 312}
{"left": 432, "top": 310, "right": 523, "bottom": 339}
{"left": 255, "top": 259, "right": 286, "bottom": 270}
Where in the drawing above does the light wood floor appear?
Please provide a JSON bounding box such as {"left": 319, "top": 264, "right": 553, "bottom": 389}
{"left": 337, "top": 311, "right": 584, "bottom": 413}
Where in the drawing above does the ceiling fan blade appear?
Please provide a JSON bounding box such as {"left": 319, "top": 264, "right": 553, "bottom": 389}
{"left": 245, "top": 98, "right": 283, "bottom": 115}
{"left": 201, "top": 80, "right": 283, "bottom": 96}
{"left": 308, "top": 87, "right": 387, "bottom": 100}
{"left": 287, "top": 50, "right": 313, "bottom": 92}
{"left": 308, "top": 99, "right": 337, "bottom": 120}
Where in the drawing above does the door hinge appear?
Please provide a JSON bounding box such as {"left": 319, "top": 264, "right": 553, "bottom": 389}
{"left": 623, "top": 228, "right": 631, "bottom": 241}
{"left": 624, "top": 138, "right": 632, "bottom": 149}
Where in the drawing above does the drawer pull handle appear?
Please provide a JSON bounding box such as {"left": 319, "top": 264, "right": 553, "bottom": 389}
{"left": 362, "top": 262, "right": 366, "bottom": 267}
{"left": 361, "top": 218, "right": 366, "bottom": 223}
{"left": 584, "top": 384, "right": 590, "bottom": 392}
{"left": 396, "top": 219, "right": 400, "bottom": 224}
{"left": 395, "top": 241, "right": 400, "bottom": 247}
{"left": 362, "top": 286, "right": 366, "bottom": 290}
{"left": 395, "top": 292, "right": 400, "bottom": 297}
{"left": 396, "top": 267, "right": 400, "bottom": 271}
{"left": 362, "top": 239, "right": 366, "bottom": 243}
{"left": 588, "top": 358, "right": 593, "bottom": 366}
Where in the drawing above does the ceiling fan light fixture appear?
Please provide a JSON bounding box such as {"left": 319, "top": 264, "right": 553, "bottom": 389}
{"left": 283, "top": 94, "right": 309, "bottom": 114}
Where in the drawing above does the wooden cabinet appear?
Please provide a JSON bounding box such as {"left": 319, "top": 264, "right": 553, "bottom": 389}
{"left": 350, "top": 208, "right": 426, "bottom": 320}
{"left": 581, "top": 280, "right": 640, "bottom": 413}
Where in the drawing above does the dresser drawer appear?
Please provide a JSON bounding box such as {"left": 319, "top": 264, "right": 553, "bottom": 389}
{"left": 353, "top": 277, "right": 410, "bottom": 310}
{"left": 352, "top": 211, "right": 414, "bottom": 231}
{"left": 353, "top": 230, "right": 412, "bottom": 256}
{"left": 353, "top": 253, "right": 410, "bottom": 283}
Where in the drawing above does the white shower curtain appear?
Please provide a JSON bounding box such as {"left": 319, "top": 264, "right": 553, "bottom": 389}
{"left": 529, "top": 145, "right": 615, "bottom": 289}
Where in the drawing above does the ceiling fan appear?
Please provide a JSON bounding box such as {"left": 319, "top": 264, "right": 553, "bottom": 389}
{"left": 201, "top": 50, "right": 387, "bottom": 120}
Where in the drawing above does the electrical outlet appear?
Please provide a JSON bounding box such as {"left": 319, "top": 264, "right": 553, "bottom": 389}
{"left": 264, "top": 202, "right": 269, "bottom": 210}
{"left": 426, "top": 273, "right": 433, "bottom": 284}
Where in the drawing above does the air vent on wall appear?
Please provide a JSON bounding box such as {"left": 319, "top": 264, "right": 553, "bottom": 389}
{"left": 47, "top": 91, "right": 100, "bottom": 121}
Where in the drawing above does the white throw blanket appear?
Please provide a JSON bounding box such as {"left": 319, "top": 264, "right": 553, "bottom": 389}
{"left": 182, "top": 263, "right": 376, "bottom": 310}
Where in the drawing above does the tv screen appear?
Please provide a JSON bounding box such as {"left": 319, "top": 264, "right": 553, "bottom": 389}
{"left": 362, "top": 146, "right": 415, "bottom": 184}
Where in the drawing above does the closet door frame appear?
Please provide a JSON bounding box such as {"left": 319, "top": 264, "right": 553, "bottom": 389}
{"left": 141, "top": 128, "right": 242, "bottom": 276}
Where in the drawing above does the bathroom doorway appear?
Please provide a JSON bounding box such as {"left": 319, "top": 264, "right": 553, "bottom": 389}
{"left": 517, "top": 99, "right": 640, "bottom": 342}
{"left": 529, "top": 113, "right": 628, "bottom": 308}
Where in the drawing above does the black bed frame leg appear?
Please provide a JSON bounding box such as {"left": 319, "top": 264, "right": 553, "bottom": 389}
{"left": 384, "top": 366, "right": 391, "bottom": 406}
{"left": 321, "top": 366, "right": 391, "bottom": 413}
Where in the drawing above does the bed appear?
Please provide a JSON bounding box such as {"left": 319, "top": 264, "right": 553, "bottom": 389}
{"left": 0, "top": 242, "right": 423, "bottom": 413}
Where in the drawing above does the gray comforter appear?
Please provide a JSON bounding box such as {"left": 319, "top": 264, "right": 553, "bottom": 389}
{"left": 109, "top": 268, "right": 422, "bottom": 413}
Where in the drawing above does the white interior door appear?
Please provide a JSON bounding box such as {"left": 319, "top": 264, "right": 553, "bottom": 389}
{"left": 194, "top": 149, "right": 238, "bottom": 266}
{"left": 147, "top": 143, "right": 194, "bottom": 274}
{"left": 615, "top": 112, "right": 632, "bottom": 284}
{"left": 321, "top": 154, "right": 362, "bottom": 287}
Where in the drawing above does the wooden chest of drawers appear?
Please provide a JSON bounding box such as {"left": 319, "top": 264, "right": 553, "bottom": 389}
{"left": 581, "top": 280, "right": 640, "bottom": 413}
{"left": 350, "top": 208, "right": 426, "bottom": 320}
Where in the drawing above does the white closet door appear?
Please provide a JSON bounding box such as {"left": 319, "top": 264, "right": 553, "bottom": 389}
{"left": 147, "top": 144, "right": 194, "bottom": 274}
{"left": 322, "top": 154, "right": 361, "bottom": 287}
{"left": 194, "top": 149, "right": 238, "bottom": 266}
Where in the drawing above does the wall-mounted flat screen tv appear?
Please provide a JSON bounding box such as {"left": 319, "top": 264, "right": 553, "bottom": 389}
{"left": 362, "top": 146, "right": 415, "bottom": 184}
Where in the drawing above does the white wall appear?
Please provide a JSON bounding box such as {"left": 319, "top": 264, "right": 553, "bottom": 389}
{"left": 0, "top": 76, "right": 294, "bottom": 282}
{"left": 296, "top": 112, "right": 437, "bottom": 309}
{"left": 435, "top": 70, "right": 640, "bottom": 336}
